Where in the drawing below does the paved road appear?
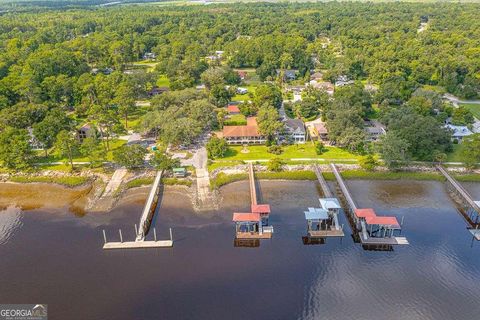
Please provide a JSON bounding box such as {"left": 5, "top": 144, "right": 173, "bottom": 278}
{"left": 443, "top": 93, "right": 480, "bottom": 105}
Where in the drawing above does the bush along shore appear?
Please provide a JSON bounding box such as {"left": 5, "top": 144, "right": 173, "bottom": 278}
{"left": 209, "top": 163, "right": 480, "bottom": 189}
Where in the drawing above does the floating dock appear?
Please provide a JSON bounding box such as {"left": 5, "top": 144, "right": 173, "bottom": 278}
{"left": 330, "top": 164, "right": 408, "bottom": 247}
{"left": 436, "top": 165, "right": 480, "bottom": 239}
{"left": 102, "top": 170, "right": 173, "bottom": 249}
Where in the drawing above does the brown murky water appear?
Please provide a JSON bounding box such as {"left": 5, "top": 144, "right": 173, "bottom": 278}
{"left": 1, "top": 180, "right": 480, "bottom": 320}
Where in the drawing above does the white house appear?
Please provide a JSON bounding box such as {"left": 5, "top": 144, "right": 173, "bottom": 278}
{"left": 283, "top": 119, "right": 306, "bottom": 144}
{"left": 364, "top": 120, "right": 386, "bottom": 142}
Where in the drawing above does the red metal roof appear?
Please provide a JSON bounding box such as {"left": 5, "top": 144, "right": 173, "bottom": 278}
{"left": 365, "top": 216, "right": 400, "bottom": 228}
{"left": 354, "top": 208, "right": 376, "bottom": 218}
{"left": 232, "top": 212, "right": 260, "bottom": 222}
{"left": 227, "top": 105, "right": 240, "bottom": 113}
{"left": 251, "top": 204, "right": 271, "bottom": 214}
{"left": 223, "top": 125, "right": 261, "bottom": 137}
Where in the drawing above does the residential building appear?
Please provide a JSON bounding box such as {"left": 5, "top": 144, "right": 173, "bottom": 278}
{"left": 283, "top": 118, "right": 306, "bottom": 144}
{"left": 27, "top": 128, "right": 44, "bottom": 150}
{"left": 237, "top": 87, "right": 248, "bottom": 95}
{"left": 364, "top": 120, "right": 386, "bottom": 142}
{"left": 227, "top": 105, "right": 240, "bottom": 114}
{"left": 148, "top": 86, "right": 169, "bottom": 97}
{"left": 237, "top": 71, "right": 247, "bottom": 80}
{"left": 313, "top": 122, "right": 329, "bottom": 142}
{"left": 222, "top": 117, "right": 266, "bottom": 145}
{"left": 445, "top": 124, "right": 474, "bottom": 142}
{"left": 143, "top": 52, "right": 156, "bottom": 60}
{"left": 77, "top": 123, "right": 96, "bottom": 142}
{"left": 335, "top": 75, "right": 354, "bottom": 87}
{"left": 309, "top": 80, "right": 334, "bottom": 95}
{"left": 277, "top": 69, "right": 297, "bottom": 81}
{"left": 310, "top": 72, "right": 323, "bottom": 81}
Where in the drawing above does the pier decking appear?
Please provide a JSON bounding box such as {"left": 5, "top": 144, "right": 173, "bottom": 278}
{"left": 232, "top": 163, "right": 273, "bottom": 240}
{"left": 330, "top": 164, "right": 408, "bottom": 246}
{"left": 102, "top": 170, "right": 173, "bottom": 249}
{"left": 436, "top": 165, "right": 480, "bottom": 239}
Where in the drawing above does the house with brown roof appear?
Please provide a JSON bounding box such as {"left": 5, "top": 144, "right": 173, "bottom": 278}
{"left": 313, "top": 122, "right": 329, "bottom": 142}
{"left": 222, "top": 117, "right": 266, "bottom": 145}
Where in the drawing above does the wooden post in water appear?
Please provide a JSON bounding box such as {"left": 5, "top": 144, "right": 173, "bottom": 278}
{"left": 169, "top": 228, "right": 173, "bottom": 241}
{"left": 119, "top": 229, "right": 123, "bottom": 243}
{"left": 154, "top": 228, "right": 157, "bottom": 242}
{"left": 401, "top": 216, "right": 405, "bottom": 226}
{"left": 135, "top": 224, "right": 138, "bottom": 235}
{"left": 103, "top": 230, "right": 107, "bottom": 244}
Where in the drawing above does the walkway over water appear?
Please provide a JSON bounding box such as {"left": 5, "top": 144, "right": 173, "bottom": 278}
{"left": 102, "top": 170, "right": 173, "bottom": 249}
{"left": 330, "top": 164, "right": 408, "bottom": 246}
{"left": 436, "top": 165, "right": 480, "bottom": 239}
{"left": 314, "top": 164, "right": 333, "bottom": 198}
{"left": 330, "top": 164, "right": 357, "bottom": 211}
{"left": 249, "top": 163, "right": 258, "bottom": 206}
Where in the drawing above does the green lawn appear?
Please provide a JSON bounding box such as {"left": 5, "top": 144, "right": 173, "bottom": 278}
{"left": 35, "top": 138, "right": 127, "bottom": 164}
{"left": 460, "top": 103, "right": 480, "bottom": 119}
{"left": 232, "top": 83, "right": 259, "bottom": 102}
{"left": 224, "top": 113, "right": 246, "bottom": 125}
{"left": 221, "top": 144, "right": 362, "bottom": 161}
{"left": 446, "top": 143, "right": 467, "bottom": 162}
{"left": 157, "top": 74, "right": 170, "bottom": 87}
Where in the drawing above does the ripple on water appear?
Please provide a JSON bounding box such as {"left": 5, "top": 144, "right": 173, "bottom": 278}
{"left": 0, "top": 206, "right": 22, "bottom": 245}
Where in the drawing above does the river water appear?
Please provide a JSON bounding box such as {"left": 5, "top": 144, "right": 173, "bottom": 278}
{"left": 1, "top": 180, "right": 480, "bottom": 320}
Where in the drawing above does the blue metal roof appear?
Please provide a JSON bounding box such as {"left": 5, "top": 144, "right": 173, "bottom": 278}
{"left": 304, "top": 207, "right": 329, "bottom": 220}
{"left": 319, "top": 198, "right": 341, "bottom": 210}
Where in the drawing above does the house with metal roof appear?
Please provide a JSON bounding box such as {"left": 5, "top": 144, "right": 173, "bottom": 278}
{"left": 283, "top": 118, "right": 306, "bottom": 144}
{"left": 222, "top": 117, "right": 267, "bottom": 145}
{"left": 445, "top": 124, "right": 473, "bottom": 142}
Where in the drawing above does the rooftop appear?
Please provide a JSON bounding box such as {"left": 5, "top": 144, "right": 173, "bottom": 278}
{"left": 365, "top": 216, "right": 400, "bottom": 228}
{"left": 304, "top": 207, "right": 329, "bottom": 220}
{"left": 227, "top": 105, "right": 240, "bottom": 113}
{"left": 319, "top": 198, "right": 341, "bottom": 210}
{"left": 354, "top": 208, "right": 376, "bottom": 218}
{"left": 284, "top": 118, "right": 305, "bottom": 133}
{"left": 251, "top": 204, "right": 271, "bottom": 214}
{"left": 233, "top": 212, "right": 260, "bottom": 222}
{"left": 445, "top": 124, "right": 474, "bottom": 137}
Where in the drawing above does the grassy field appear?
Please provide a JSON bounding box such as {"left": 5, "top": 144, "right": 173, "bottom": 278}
{"left": 9, "top": 176, "right": 90, "bottom": 187}
{"left": 221, "top": 144, "right": 362, "bottom": 161}
{"left": 446, "top": 143, "right": 469, "bottom": 162}
{"left": 460, "top": 103, "right": 480, "bottom": 119}
{"left": 232, "top": 83, "right": 259, "bottom": 102}
{"left": 35, "top": 138, "right": 127, "bottom": 164}
{"left": 157, "top": 74, "right": 170, "bottom": 87}
{"left": 224, "top": 113, "right": 247, "bottom": 126}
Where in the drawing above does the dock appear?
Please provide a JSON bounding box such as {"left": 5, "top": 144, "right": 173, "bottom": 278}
{"left": 232, "top": 163, "right": 273, "bottom": 240}
{"left": 436, "top": 165, "right": 480, "bottom": 238}
{"left": 330, "top": 164, "right": 408, "bottom": 246}
{"left": 102, "top": 170, "right": 173, "bottom": 249}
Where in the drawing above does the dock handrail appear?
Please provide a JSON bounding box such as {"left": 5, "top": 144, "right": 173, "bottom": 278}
{"left": 249, "top": 163, "right": 257, "bottom": 205}
{"left": 314, "top": 164, "right": 333, "bottom": 198}
{"left": 436, "top": 165, "right": 480, "bottom": 212}
{"left": 330, "top": 164, "right": 357, "bottom": 211}
{"left": 136, "top": 170, "right": 163, "bottom": 241}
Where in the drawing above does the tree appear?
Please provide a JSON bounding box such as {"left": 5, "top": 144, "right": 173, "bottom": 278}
{"left": 209, "top": 84, "right": 234, "bottom": 107}
{"left": 33, "top": 108, "right": 71, "bottom": 156}
{"left": 451, "top": 106, "right": 474, "bottom": 126}
{"left": 0, "top": 127, "right": 34, "bottom": 170}
{"left": 315, "top": 142, "right": 326, "bottom": 155}
{"left": 377, "top": 132, "right": 410, "bottom": 170}
{"left": 150, "top": 152, "right": 180, "bottom": 170}
{"left": 461, "top": 134, "right": 480, "bottom": 169}
{"left": 80, "top": 136, "right": 106, "bottom": 167}
{"left": 206, "top": 137, "right": 229, "bottom": 159}
{"left": 267, "top": 158, "right": 285, "bottom": 172}
{"left": 113, "top": 144, "right": 147, "bottom": 169}
{"left": 257, "top": 105, "right": 283, "bottom": 141}
{"left": 201, "top": 67, "right": 226, "bottom": 89}
{"left": 55, "top": 130, "right": 80, "bottom": 170}
{"left": 359, "top": 154, "right": 378, "bottom": 171}
{"left": 252, "top": 84, "right": 282, "bottom": 109}
{"left": 113, "top": 81, "right": 136, "bottom": 128}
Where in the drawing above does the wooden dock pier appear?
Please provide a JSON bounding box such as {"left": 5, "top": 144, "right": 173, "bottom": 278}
{"left": 436, "top": 165, "right": 480, "bottom": 239}
{"left": 305, "top": 164, "right": 344, "bottom": 238}
{"left": 232, "top": 164, "right": 273, "bottom": 240}
{"left": 102, "top": 170, "right": 173, "bottom": 249}
{"left": 330, "top": 164, "right": 408, "bottom": 246}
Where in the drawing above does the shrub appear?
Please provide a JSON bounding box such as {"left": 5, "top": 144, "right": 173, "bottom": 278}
{"left": 267, "top": 158, "right": 285, "bottom": 172}
{"left": 359, "top": 154, "right": 378, "bottom": 171}
{"left": 315, "top": 142, "right": 326, "bottom": 155}
{"left": 267, "top": 145, "right": 283, "bottom": 155}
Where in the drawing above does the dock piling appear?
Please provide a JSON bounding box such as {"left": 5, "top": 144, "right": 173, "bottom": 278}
{"left": 103, "top": 229, "right": 107, "bottom": 244}
{"left": 154, "top": 228, "right": 157, "bottom": 242}
{"left": 119, "top": 229, "right": 123, "bottom": 243}
{"left": 169, "top": 228, "right": 173, "bottom": 241}
{"left": 134, "top": 224, "right": 138, "bottom": 235}
{"left": 401, "top": 216, "right": 405, "bottom": 226}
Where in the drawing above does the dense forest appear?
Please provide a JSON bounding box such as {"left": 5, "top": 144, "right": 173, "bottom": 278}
{"left": 0, "top": 2, "right": 479, "bottom": 170}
